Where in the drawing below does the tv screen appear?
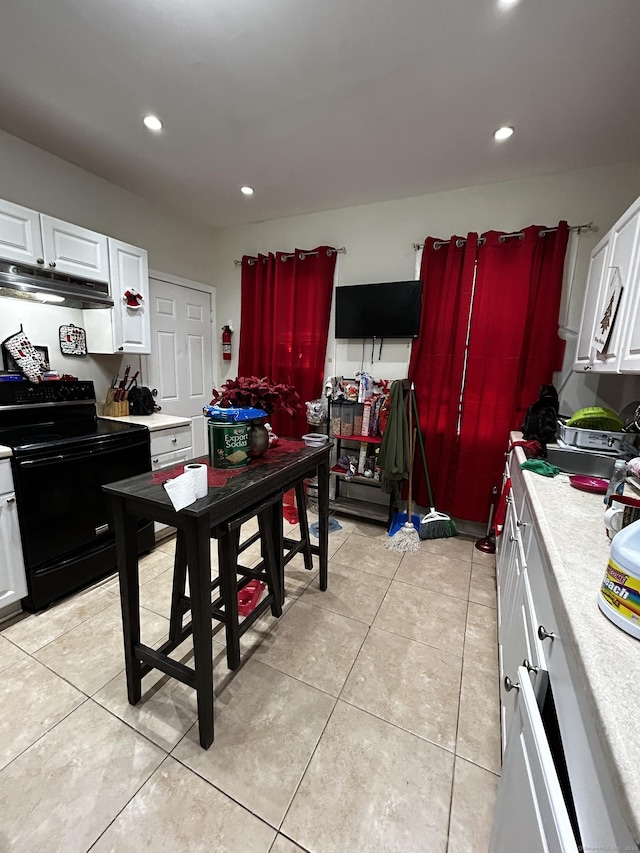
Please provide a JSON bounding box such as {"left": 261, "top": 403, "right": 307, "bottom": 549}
{"left": 335, "top": 280, "right": 422, "bottom": 339}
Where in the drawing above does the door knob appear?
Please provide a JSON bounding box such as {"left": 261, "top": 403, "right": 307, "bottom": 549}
{"left": 538, "top": 625, "right": 555, "bottom": 641}
{"left": 504, "top": 676, "right": 519, "bottom": 692}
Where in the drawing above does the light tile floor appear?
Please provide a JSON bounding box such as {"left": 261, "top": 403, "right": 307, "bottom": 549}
{"left": 0, "top": 516, "right": 500, "bottom": 853}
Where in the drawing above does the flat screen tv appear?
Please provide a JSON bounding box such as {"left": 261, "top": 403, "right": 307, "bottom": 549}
{"left": 335, "top": 280, "right": 422, "bottom": 339}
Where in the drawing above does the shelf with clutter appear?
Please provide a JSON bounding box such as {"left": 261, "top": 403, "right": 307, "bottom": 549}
{"left": 325, "top": 373, "right": 393, "bottom": 525}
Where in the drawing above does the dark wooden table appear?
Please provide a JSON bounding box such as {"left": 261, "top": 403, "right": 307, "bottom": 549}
{"left": 103, "top": 441, "right": 330, "bottom": 749}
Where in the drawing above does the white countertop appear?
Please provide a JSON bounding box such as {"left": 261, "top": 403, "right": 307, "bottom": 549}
{"left": 514, "top": 440, "right": 640, "bottom": 842}
{"left": 0, "top": 445, "right": 12, "bottom": 459}
{"left": 99, "top": 413, "right": 192, "bottom": 431}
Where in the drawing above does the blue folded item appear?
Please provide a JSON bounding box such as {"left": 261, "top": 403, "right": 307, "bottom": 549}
{"left": 310, "top": 519, "right": 342, "bottom": 538}
{"left": 203, "top": 405, "right": 267, "bottom": 422}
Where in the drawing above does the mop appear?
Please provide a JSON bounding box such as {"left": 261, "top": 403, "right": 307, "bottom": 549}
{"left": 385, "top": 390, "right": 420, "bottom": 553}
{"left": 411, "top": 385, "right": 458, "bottom": 540}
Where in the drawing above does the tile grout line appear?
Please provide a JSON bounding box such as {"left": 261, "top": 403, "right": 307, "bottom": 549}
{"left": 84, "top": 752, "right": 172, "bottom": 853}
{"left": 275, "top": 538, "right": 401, "bottom": 838}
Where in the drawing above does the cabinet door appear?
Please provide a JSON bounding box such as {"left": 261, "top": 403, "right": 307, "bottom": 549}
{"left": 616, "top": 197, "right": 640, "bottom": 372}
{"left": 0, "top": 198, "right": 44, "bottom": 266}
{"left": 573, "top": 234, "right": 611, "bottom": 371}
{"left": 108, "top": 239, "right": 150, "bottom": 354}
{"left": 591, "top": 199, "right": 640, "bottom": 372}
{"left": 0, "top": 492, "right": 28, "bottom": 608}
{"left": 491, "top": 667, "right": 578, "bottom": 853}
{"left": 41, "top": 215, "right": 109, "bottom": 282}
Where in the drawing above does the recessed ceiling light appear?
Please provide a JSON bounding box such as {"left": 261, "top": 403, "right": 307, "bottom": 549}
{"left": 143, "top": 115, "right": 163, "bottom": 132}
{"left": 494, "top": 125, "right": 514, "bottom": 141}
{"left": 240, "top": 186, "right": 254, "bottom": 196}
{"left": 497, "top": 0, "right": 519, "bottom": 9}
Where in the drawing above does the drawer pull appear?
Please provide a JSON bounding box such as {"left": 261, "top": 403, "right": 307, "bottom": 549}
{"left": 172, "top": 437, "right": 177, "bottom": 443}
{"left": 504, "top": 675, "right": 520, "bottom": 692}
{"left": 517, "top": 520, "right": 528, "bottom": 529}
{"left": 508, "top": 534, "right": 516, "bottom": 542}
{"left": 538, "top": 625, "right": 555, "bottom": 641}
{"left": 523, "top": 658, "right": 538, "bottom": 674}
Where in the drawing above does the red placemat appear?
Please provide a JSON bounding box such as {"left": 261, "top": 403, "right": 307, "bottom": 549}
{"left": 150, "top": 439, "right": 305, "bottom": 488}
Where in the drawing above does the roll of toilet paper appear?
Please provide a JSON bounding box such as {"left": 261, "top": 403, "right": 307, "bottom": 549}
{"left": 185, "top": 463, "right": 208, "bottom": 499}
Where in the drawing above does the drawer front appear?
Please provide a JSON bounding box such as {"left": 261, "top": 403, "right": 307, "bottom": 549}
{"left": 0, "top": 459, "right": 15, "bottom": 495}
{"left": 150, "top": 425, "right": 192, "bottom": 456}
{"left": 151, "top": 446, "right": 192, "bottom": 471}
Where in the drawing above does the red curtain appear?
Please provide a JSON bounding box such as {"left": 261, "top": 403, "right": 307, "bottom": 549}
{"left": 410, "top": 223, "right": 569, "bottom": 522}
{"left": 408, "top": 236, "right": 477, "bottom": 511}
{"left": 238, "top": 247, "right": 337, "bottom": 438}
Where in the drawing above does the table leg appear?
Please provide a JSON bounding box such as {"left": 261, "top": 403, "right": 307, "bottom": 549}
{"left": 112, "top": 496, "right": 142, "bottom": 705}
{"left": 318, "top": 456, "right": 329, "bottom": 591}
{"left": 271, "top": 496, "right": 285, "bottom": 605}
{"left": 185, "top": 514, "right": 214, "bottom": 749}
{"left": 218, "top": 525, "right": 241, "bottom": 671}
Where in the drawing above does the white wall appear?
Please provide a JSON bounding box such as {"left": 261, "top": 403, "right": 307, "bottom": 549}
{"left": 0, "top": 130, "right": 215, "bottom": 401}
{"left": 211, "top": 159, "right": 640, "bottom": 416}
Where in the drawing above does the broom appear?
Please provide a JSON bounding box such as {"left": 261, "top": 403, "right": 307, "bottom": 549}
{"left": 385, "top": 390, "right": 420, "bottom": 553}
{"left": 411, "top": 384, "right": 457, "bottom": 540}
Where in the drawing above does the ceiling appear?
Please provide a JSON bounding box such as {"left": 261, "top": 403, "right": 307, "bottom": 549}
{"left": 0, "top": 0, "right": 639, "bottom": 229}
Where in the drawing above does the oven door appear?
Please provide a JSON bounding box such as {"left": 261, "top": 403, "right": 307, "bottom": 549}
{"left": 13, "top": 431, "right": 151, "bottom": 569}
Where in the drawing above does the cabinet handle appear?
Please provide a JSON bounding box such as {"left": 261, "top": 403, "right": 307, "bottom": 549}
{"left": 36, "top": 257, "right": 44, "bottom": 265}
{"left": 48, "top": 261, "right": 56, "bottom": 268}
{"left": 523, "top": 658, "right": 538, "bottom": 674}
{"left": 504, "top": 675, "right": 520, "bottom": 692}
{"left": 6, "top": 496, "right": 15, "bottom": 503}
{"left": 172, "top": 437, "right": 177, "bottom": 443}
{"left": 118, "top": 346, "right": 124, "bottom": 351}
{"left": 508, "top": 534, "right": 516, "bottom": 542}
{"left": 505, "top": 495, "right": 512, "bottom": 505}
{"left": 538, "top": 625, "right": 555, "bottom": 641}
{"left": 517, "top": 520, "right": 527, "bottom": 529}
{"left": 152, "top": 458, "right": 159, "bottom": 464}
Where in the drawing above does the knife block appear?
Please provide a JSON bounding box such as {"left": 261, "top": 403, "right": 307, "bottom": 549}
{"left": 103, "top": 389, "right": 129, "bottom": 417}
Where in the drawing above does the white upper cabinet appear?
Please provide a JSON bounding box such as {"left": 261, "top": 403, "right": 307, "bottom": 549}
{"left": 0, "top": 198, "right": 44, "bottom": 266}
{"left": 40, "top": 215, "right": 109, "bottom": 282}
{"left": 0, "top": 201, "right": 109, "bottom": 281}
{"left": 83, "top": 239, "right": 150, "bottom": 354}
{"left": 574, "top": 234, "right": 611, "bottom": 370}
{"left": 574, "top": 195, "right": 640, "bottom": 373}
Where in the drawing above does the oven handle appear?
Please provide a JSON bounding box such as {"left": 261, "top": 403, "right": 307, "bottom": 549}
{"left": 17, "top": 440, "right": 148, "bottom": 467}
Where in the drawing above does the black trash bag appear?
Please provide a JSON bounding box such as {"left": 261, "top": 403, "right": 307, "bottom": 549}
{"left": 521, "top": 384, "right": 559, "bottom": 456}
{"left": 128, "top": 386, "right": 155, "bottom": 416}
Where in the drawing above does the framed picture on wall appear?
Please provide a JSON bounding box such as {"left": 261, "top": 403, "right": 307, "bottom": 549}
{"left": 2, "top": 343, "right": 50, "bottom": 374}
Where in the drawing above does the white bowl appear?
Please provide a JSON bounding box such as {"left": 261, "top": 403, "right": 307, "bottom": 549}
{"left": 302, "top": 433, "right": 328, "bottom": 447}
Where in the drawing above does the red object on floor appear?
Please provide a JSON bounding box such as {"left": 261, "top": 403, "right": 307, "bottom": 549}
{"left": 238, "top": 580, "right": 266, "bottom": 616}
{"left": 282, "top": 488, "right": 299, "bottom": 523}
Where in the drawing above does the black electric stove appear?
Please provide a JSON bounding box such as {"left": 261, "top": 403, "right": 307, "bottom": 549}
{"left": 0, "top": 380, "right": 154, "bottom": 611}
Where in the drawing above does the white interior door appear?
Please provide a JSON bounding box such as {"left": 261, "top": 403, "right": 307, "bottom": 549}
{"left": 146, "top": 276, "right": 215, "bottom": 458}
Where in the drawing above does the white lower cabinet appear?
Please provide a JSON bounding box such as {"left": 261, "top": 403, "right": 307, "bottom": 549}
{"left": 0, "top": 460, "right": 27, "bottom": 611}
{"left": 150, "top": 425, "right": 193, "bottom": 539}
{"left": 491, "top": 666, "right": 577, "bottom": 853}
{"left": 493, "top": 447, "right": 638, "bottom": 851}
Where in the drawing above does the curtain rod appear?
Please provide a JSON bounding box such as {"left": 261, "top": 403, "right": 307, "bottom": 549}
{"left": 411, "top": 222, "right": 597, "bottom": 251}
{"left": 234, "top": 246, "right": 347, "bottom": 266}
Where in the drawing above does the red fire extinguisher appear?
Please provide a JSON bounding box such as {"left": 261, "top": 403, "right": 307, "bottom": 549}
{"left": 221, "top": 324, "right": 233, "bottom": 361}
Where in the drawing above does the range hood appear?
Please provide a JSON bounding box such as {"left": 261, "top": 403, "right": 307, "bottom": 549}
{"left": 0, "top": 259, "right": 113, "bottom": 309}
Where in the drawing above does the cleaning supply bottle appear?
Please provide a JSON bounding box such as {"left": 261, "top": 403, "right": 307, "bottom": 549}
{"left": 598, "top": 518, "right": 640, "bottom": 639}
{"left": 604, "top": 459, "right": 627, "bottom": 505}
